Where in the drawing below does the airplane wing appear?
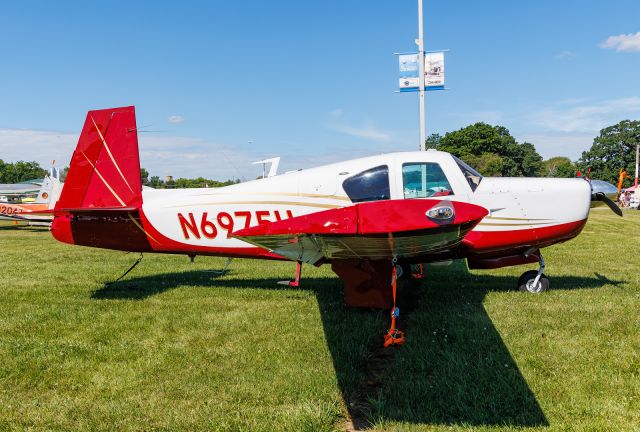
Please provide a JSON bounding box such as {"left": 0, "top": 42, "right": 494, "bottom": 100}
{"left": 0, "top": 204, "right": 53, "bottom": 223}
{"left": 232, "top": 199, "right": 488, "bottom": 265}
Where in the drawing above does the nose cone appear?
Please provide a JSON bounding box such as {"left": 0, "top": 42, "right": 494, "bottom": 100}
{"left": 474, "top": 177, "right": 592, "bottom": 224}
{"left": 50, "top": 216, "right": 75, "bottom": 245}
{"left": 539, "top": 177, "right": 592, "bottom": 222}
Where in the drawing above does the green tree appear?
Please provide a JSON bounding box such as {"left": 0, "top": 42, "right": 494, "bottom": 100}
{"left": 508, "top": 142, "right": 543, "bottom": 177}
{"left": 578, "top": 120, "right": 640, "bottom": 185}
{"left": 147, "top": 176, "right": 163, "bottom": 188}
{"left": 425, "top": 133, "right": 441, "bottom": 149}
{"left": 140, "top": 168, "right": 150, "bottom": 186}
{"left": 138, "top": 168, "right": 239, "bottom": 189}
{"left": 0, "top": 161, "right": 47, "bottom": 183}
{"left": 434, "top": 122, "right": 543, "bottom": 177}
{"left": 542, "top": 157, "right": 576, "bottom": 178}
{"left": 465, "top": 152, "right": 504, "bottom": 176}
{"left": 173, "top": 177, "right": 237, "bottom": 188}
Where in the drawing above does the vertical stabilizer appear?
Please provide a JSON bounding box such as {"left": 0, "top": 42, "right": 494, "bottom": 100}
{"left": 55, "top": 106, "right": 142, "bottom": 210}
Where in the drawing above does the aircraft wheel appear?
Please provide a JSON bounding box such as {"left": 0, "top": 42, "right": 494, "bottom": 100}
{"left": 517, "top": 270, "right": 549, "bottom": 293}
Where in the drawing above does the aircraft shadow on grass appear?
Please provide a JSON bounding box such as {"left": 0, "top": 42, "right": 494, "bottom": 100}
{"left": 92, "top": 263, "right": 622, "bottom": 428}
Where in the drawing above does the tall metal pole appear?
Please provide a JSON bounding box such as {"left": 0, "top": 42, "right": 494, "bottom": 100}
{"left": 635, "top": 144, "right": 639, "bottom": 188}
{"left": 417, "top": 0, "right": 426, "bottom": 151}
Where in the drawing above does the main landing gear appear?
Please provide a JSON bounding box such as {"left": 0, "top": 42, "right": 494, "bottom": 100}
{"left": 517, "top": 255, "right": 549, "bottom": 293}
{"left": 278, "top": 261, "right": 302, "bottom": 287}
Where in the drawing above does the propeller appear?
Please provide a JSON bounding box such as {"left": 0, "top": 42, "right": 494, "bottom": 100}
{"left": 592, "top": 192, "right": 623, "bottom": 217}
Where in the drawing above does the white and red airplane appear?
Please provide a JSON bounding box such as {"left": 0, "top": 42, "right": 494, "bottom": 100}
{"left": 50, "top": 106, "right": 620, "bottom": 343}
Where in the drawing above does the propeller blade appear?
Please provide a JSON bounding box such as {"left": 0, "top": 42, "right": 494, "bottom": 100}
{"left": 592, "top": 192, "right": 623, "bottom": 217}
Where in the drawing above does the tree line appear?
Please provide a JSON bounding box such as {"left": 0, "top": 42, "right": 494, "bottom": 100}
{"left": 0, "top": 162, "right": 238, "bottom": 188}
{"left": 2, "top": 119, "right": 638, "bottom": 188}
{"left": 0, "top": 160, "right": 47, "bottom": 183}
{"left": 140, "top": 168, "right": 239, "bottom": 189}
{"left": 426, "top": 119, "right": 640, "bottom": 187}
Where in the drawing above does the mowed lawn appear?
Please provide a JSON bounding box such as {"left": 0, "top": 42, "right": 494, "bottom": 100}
{"left": 0, "top": 210, "right": 639, "bottom": 431}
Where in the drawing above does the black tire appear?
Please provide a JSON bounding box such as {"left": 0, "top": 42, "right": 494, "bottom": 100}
{"left": 517, "top": 270, "right": 549, "bottom": 293}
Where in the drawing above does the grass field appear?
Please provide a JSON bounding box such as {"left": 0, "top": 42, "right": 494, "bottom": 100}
{"left": 0, "top": 210, "right": 639, "bottom": 431}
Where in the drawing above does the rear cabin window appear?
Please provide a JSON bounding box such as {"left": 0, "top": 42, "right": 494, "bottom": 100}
{"left": 342, "top": 165, "right": 390, "bottom": 203}
{"left": 402, "top": 163, "right": 453, "bottom": 198}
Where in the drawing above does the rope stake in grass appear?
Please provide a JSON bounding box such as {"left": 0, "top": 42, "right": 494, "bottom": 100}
{"left": 105, "top": 253, "right": 144, "bottom": 286}
{"left": 384, "top": 263, "right": 405, "bottom": 348}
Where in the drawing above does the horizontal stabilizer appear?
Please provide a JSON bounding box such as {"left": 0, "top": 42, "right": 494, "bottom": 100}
{"left": 57, "top": 207, "right": 138, "bottom": 214}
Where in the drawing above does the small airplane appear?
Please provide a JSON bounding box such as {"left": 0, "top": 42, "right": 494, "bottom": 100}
{"left": 0, "top": 168, "right": 63, "bottom": 225}
{"left": 50, "top": 106, "right": 621, "bottom": 345}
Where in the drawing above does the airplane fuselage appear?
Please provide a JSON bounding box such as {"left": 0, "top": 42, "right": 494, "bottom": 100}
{"left": 52, "top": 150, "right": 592, "bottom": 268}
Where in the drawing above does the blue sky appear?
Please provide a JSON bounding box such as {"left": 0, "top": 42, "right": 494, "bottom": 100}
{"left": 0, "top": 0, "right": 639, "bottom": 180}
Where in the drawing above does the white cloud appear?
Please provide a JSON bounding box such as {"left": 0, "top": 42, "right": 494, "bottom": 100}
{"left": 0, "top": 128, "right": 260, "bottom": 181}
{"left": 528, "top": 97, "right": 640, "bottom": 133}
{"left": 0, "top": 125, "right": 394, "bottom": 183}
{"left": 0, "top": 128, "right": 77, "bottom": 168}
{"left": 331, "top": 122, "right": 391, "bottom": 141}
{"left": 517, "top": 96, "right": 640, "bottom": 159}
{"left": 137, "top": 135, "right": 260, "bottom": 180}
{"left": 599, "top": 32, "right": 640, "bottom": 52}
{"left": 167, "top": 115, "right": 185, "bottom": 124}
{"left": 327, "top": 109, "right": 391, "bottom": 142}
{"left": 555, "top": 50, "right": 576, "bottom": 59}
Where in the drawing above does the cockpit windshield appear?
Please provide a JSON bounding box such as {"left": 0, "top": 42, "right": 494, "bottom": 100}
{"left": 453, "top": 156, "right": 483, "bottom": 192}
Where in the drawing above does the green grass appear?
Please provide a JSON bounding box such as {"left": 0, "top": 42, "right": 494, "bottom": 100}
{"left": 0, "top": 209, "right": 639, "bottom": 431}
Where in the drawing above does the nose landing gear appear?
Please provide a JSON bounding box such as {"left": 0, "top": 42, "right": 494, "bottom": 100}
{"left": 518, "top": 255, "right": 549, "bottom": 293}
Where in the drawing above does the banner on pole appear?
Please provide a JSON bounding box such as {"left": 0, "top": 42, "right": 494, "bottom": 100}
{"left": 398, "top": 52, "right": 445, "bottom": 92}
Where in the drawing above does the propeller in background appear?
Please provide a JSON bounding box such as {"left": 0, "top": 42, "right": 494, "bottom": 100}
{"left": 592, "top": 192, "right": 623, "bottom": 217}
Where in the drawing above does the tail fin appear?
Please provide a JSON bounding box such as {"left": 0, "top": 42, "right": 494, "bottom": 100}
{"left": 33, "top": 174, "right": 59, "bottom": 204}
{"left": 56, "top": 106, "right": 142, "bottom": 210}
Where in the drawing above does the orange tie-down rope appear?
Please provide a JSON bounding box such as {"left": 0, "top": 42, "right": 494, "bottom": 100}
{"left": 384, "top": 264, "right": 405, "bottom": 347}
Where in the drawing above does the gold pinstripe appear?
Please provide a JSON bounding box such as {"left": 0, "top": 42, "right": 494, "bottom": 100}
{"left": 91, "top": 116, "right": 134, "bottom": 193}
{"left": 194, "top": 191, "right": 352, "bottom": 201}
{"left": 477, "top": 222, "right": 554, "bottom": 227}
{"left": 81, "top": 152, "right": 126, "bottom": 207}
{"left": 484, "top": 216, "right": 553, "bottom": 221}
{"left": 127, "top": 213, "right": 159, "bottom": 244}
{"left": 172, "top": 201, "right": 342, "bottom": 209}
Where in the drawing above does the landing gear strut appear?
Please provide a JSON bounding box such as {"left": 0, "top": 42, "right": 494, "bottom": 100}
{"left": 278, "top": 261, "right": 302, "bottom": 287}
{"left": 518, "top": 255, "right": 549, "bottom": 293}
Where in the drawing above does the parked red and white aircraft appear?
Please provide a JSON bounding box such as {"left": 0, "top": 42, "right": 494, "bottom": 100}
{"left": 1, "top": 170, "right": 63, "bottom": 226}
{"left": 50, "top": 106, "right": 620, "bottom": 344}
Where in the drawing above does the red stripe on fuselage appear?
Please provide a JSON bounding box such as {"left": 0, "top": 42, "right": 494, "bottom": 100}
{"left": 52, "top": 208, "right": 587, "bottom": 265}
{"left": 463, "top": 219, "right": 587, "bottom": 253}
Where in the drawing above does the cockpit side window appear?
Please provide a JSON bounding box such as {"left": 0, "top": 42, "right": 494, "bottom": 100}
{"left": 342, "top": 165, "right": 390, "bottom": 203}
{"left": 452, "top": 156, "right": 483, "bottom": 192}
{"left": 402, "top": 163, "right": 454, "bottom": 198}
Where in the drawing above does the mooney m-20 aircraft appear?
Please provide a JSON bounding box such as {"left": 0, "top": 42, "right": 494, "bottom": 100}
{"left": 50, "top": 107, "right": 621, "bottom": 344}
